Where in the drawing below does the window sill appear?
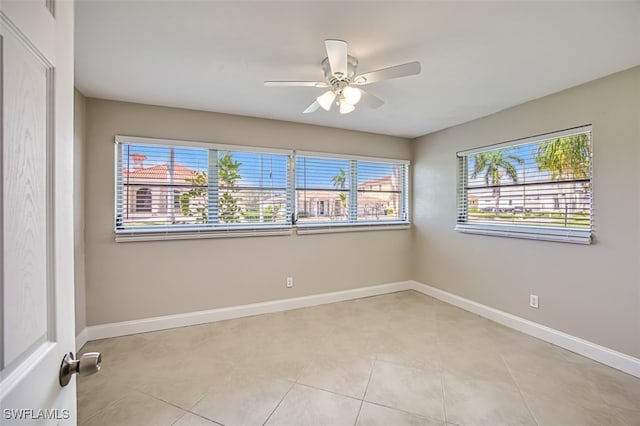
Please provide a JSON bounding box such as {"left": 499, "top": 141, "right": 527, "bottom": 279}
{"left": 114, "top": 221, "right": 412, "bottom": 242}
{"left": 455, "top": 223, "right": 592, "bottom": 245}
{"left": 296, "top": 221, "right": 411, "bottom": 235}
{"left": 115, "top": 225, "right": 293, "bottom": 242}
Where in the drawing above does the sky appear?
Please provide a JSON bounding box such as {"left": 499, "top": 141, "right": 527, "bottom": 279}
{"left": 467, "top": 141, "right": 555, "bottom": 187}
{"left": 123, "top": 144, "right": 398, "bottom": 188}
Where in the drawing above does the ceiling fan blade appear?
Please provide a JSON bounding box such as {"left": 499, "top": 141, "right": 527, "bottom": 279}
{"left": 303, "top": 100, "right": 320, "bottom": 114}
{"left": 325, "top": 39, "right": 348, "bottom": 78}
{"left": 360, "top": 89, "right": 385, "bottom": 109}
{"left": 264, "top": 81, "right": 329, "bottom": 88}
{"left": 354, "top": 61, "right": 421, "bottom": 85}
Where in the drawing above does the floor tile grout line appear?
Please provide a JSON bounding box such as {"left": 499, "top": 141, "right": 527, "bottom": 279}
{"left": 183, "top": 410, "right": 226, "bottom": 426}
{"left": 439, "top": 369, "right": 449, "bottom": 424}
{"left": 169, "top": 411, "right": 189, "bottom": 426}
{"left": 292, "top": 381, "right": 364, "bottom": 402}
{"left": 169, "top": 410, "right": 225, "bottom": 426}
{"left": 500, "top": 353, "right": 540, "bottom": 426}
{"left": 262, "top": 380, "right": 296, "bottom": 425}
{"left": 77, "top": 388, "right": 137, "bottom": 426}
{"left": 353, "top": 358, "right": 377, "bottom": 426}
{"left": 435, "top": 326, "right": 450, "bottom": 425}
{"left": 135, "top": 388, "right": 225, "bottom": 426}
{"left": 362, "top": 400, "right": 446, "bottom": 424}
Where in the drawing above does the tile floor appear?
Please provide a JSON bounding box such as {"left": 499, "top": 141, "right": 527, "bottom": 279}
{"left": 77, "top": 291, "right": 640, "bottom": 426}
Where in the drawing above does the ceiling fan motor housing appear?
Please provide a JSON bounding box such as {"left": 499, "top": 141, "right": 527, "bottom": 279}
{"left": 322, "top": 55, "right": 359, "bottom": 89}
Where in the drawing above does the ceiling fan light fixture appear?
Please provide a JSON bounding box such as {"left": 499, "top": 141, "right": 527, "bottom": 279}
{"left": 339, "top": 100, "right": 355, "bottom": 114}
{"left": 342, "top": 86, "right": 362, "bottom": 105}
{"left": 265, "top": 39, "right": 419, "bottom": 114}
{"left": 317, "top": 90, "right": 337, "bottom": 111}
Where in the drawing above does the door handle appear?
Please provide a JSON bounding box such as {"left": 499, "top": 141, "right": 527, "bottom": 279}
{"left": 59, "top": 352, "right": 102, "bottom": 387}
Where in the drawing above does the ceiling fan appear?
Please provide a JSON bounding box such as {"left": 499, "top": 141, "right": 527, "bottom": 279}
{"left": 264, "top": 39, "right": 421, "bottom": 115}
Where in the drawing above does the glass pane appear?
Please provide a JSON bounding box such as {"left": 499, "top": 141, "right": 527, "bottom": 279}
{"left": 217, "top": 151, "right": 288, "bottom": 224}
{"left": 119, "top": 144, "right": 209, "bottom": 227}
{"left": 295, "top": 156, "right": 350, "bottom": 223}
{"left": 357, "top": 162, "right": 403, "bottom": 221}
{"left": 464, "top": 132, "right": 591, "bottom": 229}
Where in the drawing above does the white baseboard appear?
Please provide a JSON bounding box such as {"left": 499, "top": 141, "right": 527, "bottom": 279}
{"left": 409, "top": 281, "right": 640, "bottom": 378}
{"left": 86, "top": 281, "right": 413, "bottom": 341}
{"left": 76, "top": 327, "right": 88, "bottom": 350}
{"left": 82, "top": 279, "right": 639, "bottom": 378}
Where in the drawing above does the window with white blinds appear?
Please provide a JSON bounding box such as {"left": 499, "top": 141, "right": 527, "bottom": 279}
{"left": 295, "top": 153, "right": 409, "bottom": 229}
{"left": 115, "top": 136, "right": 410, "bottom": 240}
{"left": 357, "top": 161, "right": 408, "bottom": 222}
{"left": 295, "top": 155, "right": 352, "bottom": 224}
{"left": 115, "top": 136, "right": 292, "bottom": 239}
{"left": 456, "top": 125, "right": 593, "bottom": 244}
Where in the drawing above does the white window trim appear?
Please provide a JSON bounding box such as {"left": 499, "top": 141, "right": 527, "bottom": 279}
{"left": 456, "top": 125, "right": 593, "bottom": 245}
{"left": 294, "top": 151, "right": 410, "bottom": 229}
{"left": 456, "top": 125, "right": 592, "bottom": 156}
{"left": 296, "top": 221, "right": 411, "bottom": 235}
{"left": 115, "top": 224, "right": 293, "bottom": 243}
{"left": 455, "top": 223, "right": 591, "bottom": 245}
{"left": 296, "top": 149, "right": 410, "bottom": 165}
{"left": 115, "top": 135, "right": 292, "bottom": 156}
{"left": 114, "top": 136, "right": 411, "bottom": 242}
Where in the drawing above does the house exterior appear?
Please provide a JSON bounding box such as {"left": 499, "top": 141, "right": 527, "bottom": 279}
{"left": 469, "top": 181, "right": 591, "bottom": 214}
{"left": 120, "top": 154, "right": 202, "bottom": 225}
{"left": 296, "top": 173, "right": 402, "bottom": 222}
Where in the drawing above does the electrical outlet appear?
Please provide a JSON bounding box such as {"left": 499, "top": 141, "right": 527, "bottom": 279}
{"left": 286, "top": 277, "right": 293, "bottom": 288}
{"left": 529, "top": 294, "right": 539, "bottom": 309}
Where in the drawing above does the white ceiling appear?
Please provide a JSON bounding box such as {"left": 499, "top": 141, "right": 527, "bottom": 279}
{"left": 75, "top": 1, "right": 640, "bottom": 138}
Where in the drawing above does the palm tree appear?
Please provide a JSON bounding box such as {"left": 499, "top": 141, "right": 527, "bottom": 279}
{"left": 331, "top": 169, "right": 348, "bottom": 217}
{"left": 471, "top": 150, "right": 523, "bottom": 216}
{"left": 536, "top": 134, "right": 590, "bottom": 180}
{"left": 536, "top": 134, "right": 591, "bottom": 224}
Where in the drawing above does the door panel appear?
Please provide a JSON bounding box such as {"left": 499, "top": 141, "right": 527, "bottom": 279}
{"left": 2, "top": 26, "right": 51, "bottom": 370}
{"left": 1, "top": 0, "right": 76, "bottom": 424}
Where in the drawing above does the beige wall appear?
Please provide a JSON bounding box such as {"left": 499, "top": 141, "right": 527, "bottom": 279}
{"left": 84, "top": 99, "right": 412, "bottom": 325}
{"left": 74, "top": 89, "right": 87, "bottom": 334}
{"left": 412, "top": 67, "right": 640, "bottom": 358}
{"left": 83, "top": 68, "right": 639, "bottom": 360}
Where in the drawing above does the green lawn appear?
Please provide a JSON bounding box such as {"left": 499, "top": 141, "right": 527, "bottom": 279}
{"left": 467, "top": 211, "right": 590, "bottom": 228}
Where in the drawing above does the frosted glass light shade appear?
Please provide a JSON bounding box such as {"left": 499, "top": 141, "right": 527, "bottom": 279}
{"left": 339, "top": 101, "right": 355, "bottom": 114}
{"left": 342, "top": 86, "right": 361, "bottom": 105}
{"left": 317, "top": 90, "right": 337, "bottom": 111}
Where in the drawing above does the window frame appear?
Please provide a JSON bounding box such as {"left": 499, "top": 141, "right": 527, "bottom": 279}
{"left": 114, "top": 136, "right": 410, "bottom": 242}
{"left": 115, "top": 136, "right": 294, "bottom": 241}
{"left": 294, "top": 150, "right": 410, "bottom": 234}
{"left": 455, "top": 125, "right": 593, "bottom": 244}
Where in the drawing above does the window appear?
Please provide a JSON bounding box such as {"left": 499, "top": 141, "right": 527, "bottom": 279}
{"left": 173, "top": 190, "right": 181, "bottom": 210}
{"left": 456, "top": 125, "right": 592, "bottom": 244}
{"left": 135, "top": 188, "right": 152, "bottom": 212}
{"left": 357, "top": 161, "right": 406, "bottom": 221}
{"left": 295, "top": 153, "right": 409, "bottom": 230}
{"left": 115, "top": 136, "right": 410, "bottom": 241}
{"left": 295, "top": 155, "right": 352, "bottom": 224}
{"left": 115, "top": 136, "right": 291, "bottom": 239}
